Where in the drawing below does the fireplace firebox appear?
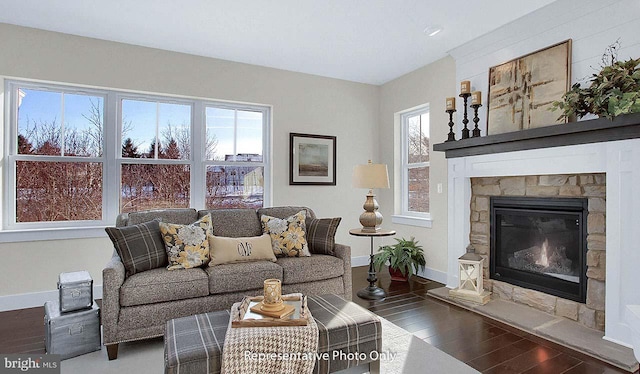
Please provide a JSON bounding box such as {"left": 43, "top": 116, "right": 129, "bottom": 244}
{"left": 490, "top": 196, "right": 588, "bottom": 303}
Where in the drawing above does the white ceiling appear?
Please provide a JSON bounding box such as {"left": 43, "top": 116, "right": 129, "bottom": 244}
{"left": 0, "top": 0, "right": 557, "bottom": 85}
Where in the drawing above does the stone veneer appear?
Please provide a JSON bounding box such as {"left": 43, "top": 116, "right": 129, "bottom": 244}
{"left": 469, "top": 173, "right": 606, "bottom": 331}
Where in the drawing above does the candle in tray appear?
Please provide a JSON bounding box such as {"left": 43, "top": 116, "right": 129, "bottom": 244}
{"left": 460, "top": 81, "right": 471, "bottom": 95}
{"left": 446, "top": 97, "right": 456, "bottom": 111}
{"left": 263, "top": 278, "right": 282, "bottom": 306}
{"left": 471, "top": 91, "right": 482, "bottom": 105}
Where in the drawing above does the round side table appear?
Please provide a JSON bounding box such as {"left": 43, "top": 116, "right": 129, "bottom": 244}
{"left": 349, "top": 228, "right": 396, "bottom": 300}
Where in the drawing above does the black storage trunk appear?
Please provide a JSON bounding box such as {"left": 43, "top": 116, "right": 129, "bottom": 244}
{"left": 44, "top": 300, "right": 101, "bottom": 360}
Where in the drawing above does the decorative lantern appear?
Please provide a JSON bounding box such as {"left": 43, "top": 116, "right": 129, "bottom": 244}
{"left": 449, "top": 245, "right": 491, "bottom": 304}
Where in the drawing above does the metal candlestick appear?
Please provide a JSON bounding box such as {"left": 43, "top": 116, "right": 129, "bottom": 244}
{"left": 459, "top": 92, "right": 471, "bottom": 139}
{"left": 446, "top": 109, "right": 456, "bottom": 142}
{"left": 470, "top": 103, "right": 482, "bottom": 137}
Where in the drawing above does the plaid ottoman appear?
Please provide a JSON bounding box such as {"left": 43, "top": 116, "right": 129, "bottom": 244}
{"left": 164, "top": 294, "right": 381, "bottom": 374}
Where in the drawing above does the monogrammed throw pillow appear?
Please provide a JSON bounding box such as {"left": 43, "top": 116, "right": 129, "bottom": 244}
{"left": 208, "top": 234, "right": 276, "bottom": 266}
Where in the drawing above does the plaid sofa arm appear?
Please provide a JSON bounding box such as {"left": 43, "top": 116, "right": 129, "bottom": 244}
{"left": 334, "top": 243, "right": 352, "bottom": 300}
{"left": 102, "top": 256, "right": 126, "bottom": 344}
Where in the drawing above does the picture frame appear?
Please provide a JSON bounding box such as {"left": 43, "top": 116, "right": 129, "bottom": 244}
{"left": 487, "top": 39, "right": 572, "bottom": 135}
{"left": 289, "top": 133, "right": 336, "bottom": 186}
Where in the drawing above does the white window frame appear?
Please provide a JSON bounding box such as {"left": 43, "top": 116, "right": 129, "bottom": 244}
{"left": 4, "top": 81, "right": 109, "bottom": 232}
{"left": 2, "top": 79, "right": 272, "bottom": 241}
{"left": 392, "top": 104, "right": 432, "bottom": 228}
{"left": 201, "top": 102, "right": 270, "bottom": 209}
{"left": 116, "top": 93, "right": 196, "bottom": 211}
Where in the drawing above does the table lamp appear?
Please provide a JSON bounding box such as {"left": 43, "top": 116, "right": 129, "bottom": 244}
{"left": 352, "top": 160, "right": 390, "bottom": 232}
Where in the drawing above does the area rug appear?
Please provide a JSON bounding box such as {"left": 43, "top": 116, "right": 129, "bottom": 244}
{"left": 61, "top": 317, "right": 479, "bottom": 374}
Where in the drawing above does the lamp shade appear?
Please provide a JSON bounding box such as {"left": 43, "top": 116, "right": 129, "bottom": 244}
{"left": 352, "top": 161, "right": 390, "bottom": 189}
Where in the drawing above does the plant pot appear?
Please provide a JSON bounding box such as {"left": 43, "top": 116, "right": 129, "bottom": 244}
{"left": 389, "top": 267, "right": 409, "bottom": 282}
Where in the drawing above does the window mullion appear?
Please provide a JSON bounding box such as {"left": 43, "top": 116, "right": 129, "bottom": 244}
{"left": 401, "top": 112, "right": 409, "bottom": 215}
{"left": 60, "top": 93, "right": 65, "bottom": 157}
{"left": 262, "top": 107, "right": 271, "bottom": 207}
{"left": 155, "top": 102, "right": 160, "bottom": 159}
{"left": 191, "top": 101, "right": 205, "bottom": 209}
{"left": 104, "top": 91, "right": 118, "bottom": 224}
{"left": 407, "top": 162, "right": 429, "bottom": 169}
{"left": 11, "top": 155, "right": 105, "bottom": 163}
{"left": 233, "top": 109, "right": 238, "bottom": 161}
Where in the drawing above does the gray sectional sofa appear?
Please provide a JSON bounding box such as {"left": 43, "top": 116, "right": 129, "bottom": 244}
{"left": 102, "top": 206, "right": 351, "bottom": 360}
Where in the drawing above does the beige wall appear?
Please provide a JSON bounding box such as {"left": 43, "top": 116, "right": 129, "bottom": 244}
{"left": 0, "top": 23, "right": 381, "bottom": 299}
{"left": 378, "top": 57, "right": 456, "bottom": 280}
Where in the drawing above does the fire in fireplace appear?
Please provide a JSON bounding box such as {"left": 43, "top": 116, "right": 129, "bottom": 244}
{"left": 490, "top": 196, "right": 588, "bottom": 302}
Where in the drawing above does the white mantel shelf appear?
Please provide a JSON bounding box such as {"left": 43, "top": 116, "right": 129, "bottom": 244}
{"left": 433, "top": 113, "right": 640, "bottom": 158}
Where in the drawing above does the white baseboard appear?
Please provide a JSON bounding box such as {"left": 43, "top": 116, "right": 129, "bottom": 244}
{"left": 603, "top": 335, "right": 634, "bottom": 349}
{"left": 350, "top": 255, "right": 370, "bottom": 267}
{"left": 351, "top": 256, "right": 448, "bottom": 284}
{"left": 0, "top": 285, "right": 103, "bottom": 312}
{"left": 0, "top": 264, "right": 445, "bottom": 312}
{"left": 417, "top": 267, "right": 447, "bottom": 284}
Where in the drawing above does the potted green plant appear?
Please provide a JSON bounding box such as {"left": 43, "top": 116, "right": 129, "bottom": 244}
{"left": 373, "top": 237, "right": 426, "bottom": 282}
{"left": 551, "top": 40, "right": 640, "bottom": 120}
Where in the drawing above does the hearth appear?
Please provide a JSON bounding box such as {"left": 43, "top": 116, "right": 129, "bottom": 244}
{"left": 490, "top": 196, "right": 588, "bottom": 303}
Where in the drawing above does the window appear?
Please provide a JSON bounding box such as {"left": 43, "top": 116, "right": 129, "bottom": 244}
{"left": 395, "top": 105, "right": 430, "bottom": 225}
{"left": 8, "top": 84, "right": 106, "bottom": 227}
{"left": 204, "top": 106, "right": 267, "bottom": 209}
{"left": 4, "top": 80, "right": 271, "bottom": 234}
{"left": 119, "top": 98, "right": 192, "bottom": 213}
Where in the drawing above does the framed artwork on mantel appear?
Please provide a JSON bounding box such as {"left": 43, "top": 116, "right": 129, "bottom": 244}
{"left": 487, "top": 39, "right": 572, "bottom": 135}
{"left": 289, "top": 133, "right": 336, "bottom": 185}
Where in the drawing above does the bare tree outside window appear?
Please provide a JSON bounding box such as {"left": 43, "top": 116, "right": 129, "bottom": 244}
{"left": 16, "top": 161, "right": 103, "bottom": 222}
{"left": 120, "top": 164, "right": 190, "bottom": 213}
{"left": 15, "top": 89, "right": 105, "bottom": 222}
{"left": 119, "top": 100, "right": 192, "bottom": 213}
{"left": 7, "top": 81, "right": 270, "bottom": 228}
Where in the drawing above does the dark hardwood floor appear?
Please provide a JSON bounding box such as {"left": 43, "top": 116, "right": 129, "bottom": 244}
{"left": 351, "top": 266, "right": 634, "bottom": 374}
{"left": 0, "top": 267, "right": 635, "bottom": 373}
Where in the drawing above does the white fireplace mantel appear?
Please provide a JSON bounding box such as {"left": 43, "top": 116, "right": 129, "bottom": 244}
{"left": 444, "top": 138, "right": 640, "bottom": 348}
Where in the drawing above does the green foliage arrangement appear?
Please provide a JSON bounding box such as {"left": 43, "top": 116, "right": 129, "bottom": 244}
{"left": 551, "top": 40, "right": 640, "bottom": 120}
{"left": 373, "top": 237, "right": 426, "bottom": 279}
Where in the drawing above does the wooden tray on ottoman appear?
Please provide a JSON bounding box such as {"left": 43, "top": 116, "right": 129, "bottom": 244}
{"left": 231, "top": 294, "right": 310, "bottom": 328}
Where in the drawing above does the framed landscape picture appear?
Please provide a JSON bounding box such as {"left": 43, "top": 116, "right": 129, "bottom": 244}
{"left": 289, "top": 133, "right": 336, "bottom": 185}
{"left": 487, "top": 39, "right": 572, "bottom": 135}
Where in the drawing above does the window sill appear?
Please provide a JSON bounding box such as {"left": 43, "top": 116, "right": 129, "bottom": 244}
{"left": 0, "top": 226, "right": 108, "bottom": 243}
{"left": 391, "top": 215, "right": 432, "bottom": 228}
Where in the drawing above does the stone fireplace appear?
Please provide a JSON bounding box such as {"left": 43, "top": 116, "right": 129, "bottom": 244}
{"left": 469, "top": 173, "right": 605, "bottom": 330}
{"left": 433, "top": 112, "right": 640, "bottom": 349}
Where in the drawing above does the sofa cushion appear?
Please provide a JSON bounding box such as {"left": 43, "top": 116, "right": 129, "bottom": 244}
{"left": 261, "top": 210, "right": 311, "bottom": 257}
{"left": 127, "top": 208, "right": 198, "bottom": 226}
{"left": 160, "top": 214, "right": 213, "bottom": 270}
{"left": 120, "top": 267, "right": 209, "bottom": 307}
{"left": 105, "top": 219, "right": 167, "bottom": 276}
{"left": 208, "top": 234, "right": 276, "bottom": 266}
{"left": 205, "top": 261, "right": 282, "bottom": 294}
{"left": 306, "top": 217, "right": 341, "bottom": 255}
{"left": 198, "top": 209, "right": 262, "bottom": 237}
{"left": 277, "top": 255, "right": 344, "bottom": 284}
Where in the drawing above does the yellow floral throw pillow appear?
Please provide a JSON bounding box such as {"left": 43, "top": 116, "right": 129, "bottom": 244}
{"left": 261, "top": 210, "right": 311, "bottom": 257}
{"left": 160, "top": 214, "right": 213, "bottom": 270}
